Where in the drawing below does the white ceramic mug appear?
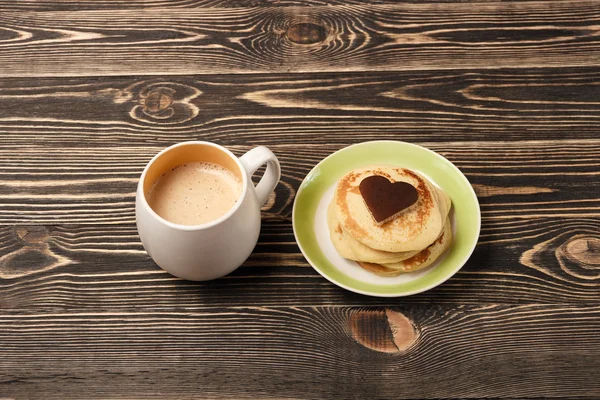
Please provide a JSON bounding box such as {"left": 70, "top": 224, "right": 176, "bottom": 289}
{"left": 136, "top": 141, "right": 281, "bottom": 280}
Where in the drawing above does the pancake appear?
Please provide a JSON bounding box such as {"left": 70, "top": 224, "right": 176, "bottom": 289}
{"left": 329, "top": 195, "right": 422, "bottom": 264}
{"left": 342, "top": 181, "right": 451, "bottom": 264}
{"left": 327, "top": 200, "right": 358, "bottom": 260}
{"left": 382, "top": 218, "right": 453, "bottom": 272}
{"left": 429, "top": 179, "right": 451, "bottom": 223}
{"left": 440, "top": 186, "right": 451, "bottom": 214}
{"left": 334, "top": 165, "right": 445, "bottom": 252}
{"left": 356, "top": 218, "right": 453, "bottom": 276}
{"left": 356, "top": 261, "right": 405, "bottom": 277}
{"left": 341, "top": 228, "right": 419, "bottom": 264}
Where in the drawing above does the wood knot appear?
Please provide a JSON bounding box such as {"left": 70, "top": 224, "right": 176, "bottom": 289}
{"left": 144, "top": 90, "right": 174, "bottom": 114}
{"left": 131, "top": 81, "right": 201, "bottom": 125}
{"left": 1, "top": 226, "right": 70, "bottom": 279}
{"left": 286, "top": 22, "right": 328, "bottom": 45}
{"left": 261, "top": 191, "right": 276, "bottom": 211}
{"left": 140, "top": 87, "right": 176, "bottom": 120}
{"left": 560, "top": 236, "right": 600, "bottom": 270}
{"left": 258, "top": 179, "right": 294, "bottom": 216}
{"left": 521, "top": 228, "right": 600, "bottom": 283}
{"left": 14, "top": 226, "right": 49, "bottom": 245}
{"left": 347, "top": 309, "right": 417, "bottom": 353}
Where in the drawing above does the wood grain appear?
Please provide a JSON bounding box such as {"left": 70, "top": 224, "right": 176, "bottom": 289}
{"left": 1, "top": 305, "right": 599, "bottom": 399}
{"left": 2, "top": 0, "right": 599, "bottom": 397}
{"left": 2, "top": 68, "right": 600, "bottom": 144}
{"left": 0, "top": 140, "right": 598, "bottom": 224}
{"left": 0, "top": 213, "right": 599, "bottom": 308}
{"left": 1, "top": 136, "right": 599, "bottom": 307}
{"left": 0, "top": 0, "right": 529, "bottom": 12}
{"left": 2, "top": 2, "right": 600, "bottom": 77}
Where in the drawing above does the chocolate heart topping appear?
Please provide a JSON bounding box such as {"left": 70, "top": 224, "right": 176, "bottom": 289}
{"left": 359, "top": 175, "right": 418, "bottom": 224}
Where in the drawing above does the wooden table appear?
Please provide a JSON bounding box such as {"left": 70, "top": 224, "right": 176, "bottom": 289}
{"left": 1, "top": 1, "right": 599, "bottom": 399}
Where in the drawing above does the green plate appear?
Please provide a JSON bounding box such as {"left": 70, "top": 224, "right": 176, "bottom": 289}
{"left": 292, "top": 141, "right": 480, "bottom": 297}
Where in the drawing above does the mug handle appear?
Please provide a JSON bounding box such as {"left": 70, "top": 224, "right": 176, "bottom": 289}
{"left": 239, "top": 146, "right": 281, "bottom": 206}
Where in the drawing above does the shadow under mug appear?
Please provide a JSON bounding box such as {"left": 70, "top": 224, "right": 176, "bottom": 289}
{"left": 136, "top": 141, "right": 281, "bottom": 281}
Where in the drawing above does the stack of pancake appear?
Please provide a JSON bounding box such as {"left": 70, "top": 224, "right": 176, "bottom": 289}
{"left": 328, "top": 165, "right": 453, "bottom": 276}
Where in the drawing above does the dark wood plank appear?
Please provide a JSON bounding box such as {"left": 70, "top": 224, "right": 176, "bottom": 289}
{"left": 0, "top": 0, "right": 541, "bottom": 12}
{"left": 2, "top": 2, "right": 600, "bottom": 77}
{"left": 0, "top": 141, "right": 598, "bottom": 224}
{"left": 1, "top": 216, "right": 599, "bottom": 308}
{"left": 1, "top": 305, "right": 599, "bottom": 399}
{"left": 2, "top": 68, "right": 600, "bottom": 144}
{"left": 0, "top": 139, "right": 599, "bottom": 307}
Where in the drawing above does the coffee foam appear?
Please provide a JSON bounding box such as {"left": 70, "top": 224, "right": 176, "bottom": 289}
{"left": 146, "top": 162, "right": 242, "bottom": 226}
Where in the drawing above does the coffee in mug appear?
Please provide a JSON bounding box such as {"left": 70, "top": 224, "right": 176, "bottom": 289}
{"left": 136, "top": 141, "right": 280, "bottom": 281}
{"left": 146, "top": 162, "right": 243, "bottom": 226}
